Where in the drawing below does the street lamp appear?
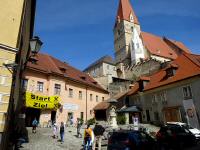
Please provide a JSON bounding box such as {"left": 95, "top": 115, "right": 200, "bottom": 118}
{"left": 29, "top": 36, "right": 43, "bottom": 55}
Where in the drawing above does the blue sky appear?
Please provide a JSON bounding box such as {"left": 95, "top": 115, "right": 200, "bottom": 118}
{"left": 34, "top": 0, "right": 200, "bottom": 70}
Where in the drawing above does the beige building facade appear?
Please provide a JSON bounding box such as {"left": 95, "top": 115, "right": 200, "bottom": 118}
{"left": 24, "top": 53, "right": 109, "bottom": 127}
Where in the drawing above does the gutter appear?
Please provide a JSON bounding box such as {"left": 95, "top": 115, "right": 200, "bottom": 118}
{"left": 0, "top": 44, "right": 18, "bottom": 52}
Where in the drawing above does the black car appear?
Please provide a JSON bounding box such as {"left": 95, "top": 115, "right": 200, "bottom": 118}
{"left": 156, "top": 124, "right": 197, "bottom": 149}
{"left": 107, "top": 130, "right": 157, "bottom": 150}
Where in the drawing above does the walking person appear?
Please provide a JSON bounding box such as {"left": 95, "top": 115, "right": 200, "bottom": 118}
{"left": 93, "top": 122, "right": 105, "bottom": 150}
{"left": 76, "top": 118, "right": 82, "bottom": 138}
{"left": 84, "top": 124, "right": 93, "bottom": 150}
{"left": 32, "top": 118, "right": 38, "bottom": 133}
{"left": 52, "top": 123, "right": 58, "bottom": 139}
{"left": 60, "top": 122, "right": 65, "bottom": 143}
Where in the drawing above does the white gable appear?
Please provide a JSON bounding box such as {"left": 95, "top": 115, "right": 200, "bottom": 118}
{"left": 131, "top": 28, "right": 145, "bottom": 64}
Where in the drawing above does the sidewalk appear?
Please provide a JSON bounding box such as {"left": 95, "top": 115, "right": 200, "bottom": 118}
{"left": 20, "top": 126, "right": 108, "bottom": 150}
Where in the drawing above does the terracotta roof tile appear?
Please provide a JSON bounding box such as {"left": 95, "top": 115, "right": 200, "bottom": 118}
{"left": 26, "top": 53, "right": 108, "bottom": 93}
{"left": 93, "top": 101, "right": 110, "bottom": 110}
{"left": 116, "top": 0, "right": 139, "bottom": 25}
{"left": 141, "top": 32, "right": 178, "bottom": 59}
{"left": 144, "top": 53, "right": 200, "bottom": 91}
{"left": 168, "top": 39, "right": 190, "bottom": 53}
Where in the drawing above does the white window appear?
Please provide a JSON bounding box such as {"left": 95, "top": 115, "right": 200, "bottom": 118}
{"left": 37, "top": 81, "right": 43, "bottom": 92}
{"left": 79, "top": 91, "right": 82, "bottom": 100}
{"left": 54, "top": 84, "right": 61, "bottom": 95}
{"left": 183, "top": 86, "right": 192, "bottom": 99}
{"left": 69, "top": 88, "right": 73, "bottom": 98}
{"left": 0, "top": 93, "right": 3, "bottom": 102}
{"left": 0, "top": 76, "right": 6, "bottom": 85}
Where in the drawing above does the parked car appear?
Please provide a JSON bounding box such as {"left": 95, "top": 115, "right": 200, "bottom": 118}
{"left": 107, "top": 130, "right": 158, "bottom": 150}
{"left": 156, "top": 124, "right": 197, "bottom": 149}
{"left": 167, "top": 122, "right": 200, "bottom": 140}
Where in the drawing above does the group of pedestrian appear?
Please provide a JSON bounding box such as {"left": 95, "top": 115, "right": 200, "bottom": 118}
{"left": 51, "top": 121, "right": 65, "bottom": 143}
{"left": 83, "top": 122, "right": 105, "bottom": 150}
{"left": 31, "top": 117, "right": 105, "bottom": 149}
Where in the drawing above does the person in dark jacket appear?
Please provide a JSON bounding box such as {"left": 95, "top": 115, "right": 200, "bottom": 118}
{"left": 32, "top": 118, "right": 38, "bottom": 133}
{"left": 92, "top": 122, "right": 105, "bottom": 150}
{"left": 60, "top": 122, "right": 65, "bottom": 143}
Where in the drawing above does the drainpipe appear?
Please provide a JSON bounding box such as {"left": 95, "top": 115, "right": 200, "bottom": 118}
{"left": 86, "top": 87, "right": 88, "bottom": 122}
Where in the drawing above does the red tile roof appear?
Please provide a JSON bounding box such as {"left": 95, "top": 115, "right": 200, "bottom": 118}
{"left": 94, "top": 91, "right": 127, "bottom": 110}
{"left": 127, "top": 82, "right": 139, "bottom": 96}
{"left": 141, "top": 32, "right": 190, "bottom": 60}
{"left": 93, "top": 102, "right": 110, "bottom": 110}
{"left": 116, "top": 0, "right": 139, "bottom": 25}
{"left": 26, "top": 53, "right": 108, "bottom": 93}
{"left": 127, "top": 53, "right": 200, "bottom": 95}
{"left": 143, "top": 53, "right": 200, "bottom": 91}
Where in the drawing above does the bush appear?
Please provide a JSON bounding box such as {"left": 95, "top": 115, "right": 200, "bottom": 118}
{"left": 87, "top": 118, "right": 96, "bottom": 125}
{"left": 117, "top": 114, "right": 126, "bottom": 125}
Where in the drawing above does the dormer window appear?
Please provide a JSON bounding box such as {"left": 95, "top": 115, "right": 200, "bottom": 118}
{"left": 80, "top": 76, "right": 86, "bottom": 80}
{"left": 92, "top": 81, "right": 97, "bottom": 85}
{"left": 165, "top": 64, "right": 178, "bottom": 77}
{"left": 166, "top": 68, "right": 175, "bottom": 77}
{"left": 59, "top": 66, "right": 66, "bottom": 73}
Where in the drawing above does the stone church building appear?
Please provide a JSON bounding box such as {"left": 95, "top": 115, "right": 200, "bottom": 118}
{"left": 84, "top": 0, "right": 191, "bottom": 94}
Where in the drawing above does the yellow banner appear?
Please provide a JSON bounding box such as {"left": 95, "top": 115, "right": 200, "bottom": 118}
{"left": 25, "top": 92, "right": 60, "bottom": 109}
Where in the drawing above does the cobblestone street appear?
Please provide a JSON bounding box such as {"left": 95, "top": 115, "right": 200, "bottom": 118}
{"left": 21, "top": 126, "right": 108, "bottom": 150}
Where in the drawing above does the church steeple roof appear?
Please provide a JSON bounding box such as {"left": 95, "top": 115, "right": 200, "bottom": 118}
{"left": 116, "top": 0, "right": 139, "bottom": 25}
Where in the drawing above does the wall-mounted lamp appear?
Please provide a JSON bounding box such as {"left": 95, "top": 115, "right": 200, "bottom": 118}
{"left": 28, "top": 36, "right": 43, "bottom": 63}
{"left": 30, "top": 36, "right": 43, "bottom": 55}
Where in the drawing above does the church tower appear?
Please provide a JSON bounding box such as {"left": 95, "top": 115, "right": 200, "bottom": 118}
{"left": 114, "top": 0, "right": 145, "bottom": 67}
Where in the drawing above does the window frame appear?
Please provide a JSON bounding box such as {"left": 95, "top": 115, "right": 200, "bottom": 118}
{"left": 69, "top": 88, "right": 73, "bottom": 98}
{"left": 37, "top": 81, "right": 44, "bottom": 92}
{"left": 90, "top": 94, "right": 93, "bottom": 101}
{"left": 79, "top": 91, "right": 82, "bottom": 100}
{"left": 182, "top": 85, "right": 192, "bottom": 100}
{"left": 96, "top": 95, "right": 98, "bottom": 102}
{"left": 54, "top": 83, "right": 61, "bottom": 95}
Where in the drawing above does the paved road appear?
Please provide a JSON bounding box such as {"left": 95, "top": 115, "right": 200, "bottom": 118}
{"left": 20, "top": 127, "right": 107, "bottom": 150}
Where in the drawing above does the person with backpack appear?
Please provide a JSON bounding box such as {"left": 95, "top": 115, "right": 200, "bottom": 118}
{"left": 92, "top": 122, "right": 105, "bottom": 150}
{"left": 60, "top": 121, "right": 65, "bottom": 143}
{"left": 32, "top": 118, "right": 38, "bottom": 133}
